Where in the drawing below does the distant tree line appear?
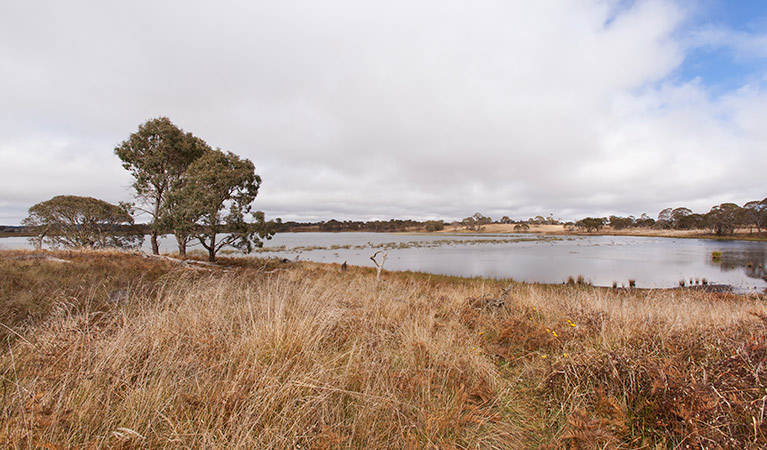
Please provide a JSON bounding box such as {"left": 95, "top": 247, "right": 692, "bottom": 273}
{"left": 449, "top": 212, "right": 561, "bottom": 231}
{"left": 0, "top": 225, "right": 28, "bottom": 234}
{"left": 459, "top": 213, "right": 493, "bottom": 231}
{"left": 573, "top": 199, "right": 767, "bottom": 236}
{"left": 23, "top": 117, "right": 276, "bottom": 261}
{"left": 276, "top": 219, "right": 445, "bottom": 233}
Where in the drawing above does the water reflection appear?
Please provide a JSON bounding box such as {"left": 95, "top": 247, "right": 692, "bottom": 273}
{"left": 709, "top": 245, "right": 767, "bottom": 281}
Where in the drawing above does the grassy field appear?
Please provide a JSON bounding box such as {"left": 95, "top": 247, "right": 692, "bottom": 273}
{"left": 1, "top": 249, "right": 766, "bottom": 449}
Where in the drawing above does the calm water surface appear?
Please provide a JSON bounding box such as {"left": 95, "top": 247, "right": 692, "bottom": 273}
{"left": 3, "top": 232, "right": 766, "bottom": 292}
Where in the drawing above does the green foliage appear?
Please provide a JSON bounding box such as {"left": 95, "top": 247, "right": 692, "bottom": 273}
{"left": 676, "top": 212, "right": 704, "bottom": 230}
{"left": 319, "top": 219, "right": 345, "bottom": 231}
{"left": 608, "top": 215, "right": 634, "bottom": 230}
{"left": 705, "top": 203, "right": 743, "bottom": 235}
{"left": 424, "top": 220, "right": 444, "bottom": 232}
{"left": 114, "top": 117, "right": 208, "bottom": 253}
{"left": 656, "top": 207, "right": 674, "bottom": 229}
{"left": 744, "top": 198, "right": 767, "bottom": 235}
{"left": 668, "top": 207, "right": 692, "bottom": 229}
{"left": 575, "top": 217, "right": 606, "bottom": 232}
{"left": 635, "top": 213, "right": 655, "bottom": 228}
{"left": 513, "top": 223, "right": 530, "bottom": 232}
{"left": 461, "top": 213, "right": 491, "bottom": 231}
{"left": 474, "top": 212, "right": 492, "bottom": 225}
{"left": 163, "top": 149, "right": 275, "bottom": 262}
{"left": 21, "top": 195, "right": 143, "bottom": 249}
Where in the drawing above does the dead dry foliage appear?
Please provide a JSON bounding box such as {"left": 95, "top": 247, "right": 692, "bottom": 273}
{"left": 0, "top": 250, "right": 765, "bottom": 449}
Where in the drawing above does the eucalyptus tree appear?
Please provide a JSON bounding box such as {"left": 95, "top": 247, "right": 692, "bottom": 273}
{"left": 114, "top": 117, "right": 208, "bottom": 254}
{"left": 705, "top": 203, "right": 743, "bottom": 235}
{"left": 635, "top": 213, "right": 655, "bottom": 228}
{"left": 461, "top": 213, "right": 491, "bottom": 231}
{"left": 164, "top": 149, "right": 275, "bottom": 262}
{"left": 670, "top": 207, "right": 693, "bottom": 229}
{"left": 575, "top": 217, "right": 606, "bottom": 232}
{"left": 22, "top": 195, "right": 143, "bottom": 249}
{"left": 608, "top": 215, "right": 634, "bottom": 230}
{"left": 744, "top": 198, "right": 767, "bottom": 235}
{"left": 656, "top": 208, "right": 674, "bottom": 229}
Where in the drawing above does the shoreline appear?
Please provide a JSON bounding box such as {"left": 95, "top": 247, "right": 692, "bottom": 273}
{"left": 439, "top": 223, "right": 767, "bottom": 242}
{"left": 4, "top": 230, "right": 766, "bottom": 242}
{"left": 3, "top": 248, "right": 761, "bottom": 296}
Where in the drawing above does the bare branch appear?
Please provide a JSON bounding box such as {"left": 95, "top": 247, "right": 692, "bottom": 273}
{"left": 370, "top": 250, "right": 389, "bottom": 281}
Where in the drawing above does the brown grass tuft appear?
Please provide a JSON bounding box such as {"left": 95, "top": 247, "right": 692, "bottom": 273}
{"left": 1, "top": 250, "right": 765, "bottom": 448}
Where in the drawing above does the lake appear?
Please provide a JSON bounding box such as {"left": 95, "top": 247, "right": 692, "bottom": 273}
{"left": 2, "top": 232, "right": 766, "bottom": 293}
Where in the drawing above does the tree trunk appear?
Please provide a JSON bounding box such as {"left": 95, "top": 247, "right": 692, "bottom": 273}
{"left": 151, "top": 230, "right": 159, "bottom": 255}
{"left": 207, "top": 234, "right": 216, "bottom": 262}
{"left": 176, "top": 234, "right": 187, "bottom": 258}
{"left": 151, "top": 193, "right": 162, "bottom": 255}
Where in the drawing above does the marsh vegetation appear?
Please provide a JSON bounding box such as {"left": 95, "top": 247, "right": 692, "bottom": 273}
{"left": 256, "top": 233, "right": 767, "bottom": 293}
{"left": 1, "top": 249, "right": 766, "bottom": 448}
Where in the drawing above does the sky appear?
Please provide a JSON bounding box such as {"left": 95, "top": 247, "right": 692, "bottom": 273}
{"left": 1, "top": 0, "right": 766, "bottom": 225}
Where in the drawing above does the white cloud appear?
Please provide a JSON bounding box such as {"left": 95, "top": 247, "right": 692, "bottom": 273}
{"left": 0, "top": 0, "right": 765, "bottom": 224}
{"left": 687, "top": 26, "right": 767, "bottom": 60}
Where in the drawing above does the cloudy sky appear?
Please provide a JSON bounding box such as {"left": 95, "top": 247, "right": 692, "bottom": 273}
{"left": 1, "top": 0, "right": 766, "bottom": 224}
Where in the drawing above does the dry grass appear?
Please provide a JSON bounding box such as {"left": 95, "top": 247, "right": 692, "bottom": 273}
{"left": 0, "top": 249, "right": 192, "bottom": 342}
{"left": 1, "top": 250, "right": 766, "bottom": 449}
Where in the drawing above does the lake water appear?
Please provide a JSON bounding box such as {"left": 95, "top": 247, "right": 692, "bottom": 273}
{"left": 2, "top": 232, "right": 766, "bottom": 293}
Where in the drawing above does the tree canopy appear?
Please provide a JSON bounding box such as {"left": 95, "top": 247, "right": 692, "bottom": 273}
{"left": 461, "top": 213, "right": 492, "bottom": 231}
{"left": 575, "top": 217, "right": 606, "bottom": 232}
{"left": 114, "top": 117, "right": 208, "bottom": 254}
{"left": 163, "top": 149, "right": 275, "bottom": 262}
{"left": 744, "top": 198, "right": 767, "bottom": 235}
{"left": 705, "top": 203, "right": 743, "bottom": 236}
{"left": 608, "top": 215, "right": 635, "bottom": 230}
{"left": 22, "top": 195, "right": 143, "bottom": 249}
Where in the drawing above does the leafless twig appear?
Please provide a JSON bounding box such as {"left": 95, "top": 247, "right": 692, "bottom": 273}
{"left": 370, "top": 250, "right": 389, "bottom": 281}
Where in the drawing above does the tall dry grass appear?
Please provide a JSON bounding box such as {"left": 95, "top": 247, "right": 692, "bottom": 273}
{"left": 0, "top": 249, "right": 188, "bottom": 341}
{"left": 1, "top": 254, "right": 519, "bottom": 449}
{"left": 1, "top": 250, "right": 766, "bottom": 448}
